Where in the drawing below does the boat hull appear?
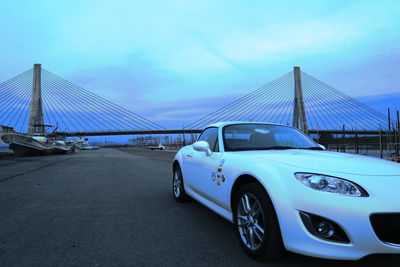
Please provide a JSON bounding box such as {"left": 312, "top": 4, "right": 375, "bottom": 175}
{"left": 53, "top": 147, "right": 71, "bottom": 154}
{"left": 2, "top": 134, "right": 54, "bottom": 156}
{"left": 9, "top": 143, "right": 53, "bottom": 156}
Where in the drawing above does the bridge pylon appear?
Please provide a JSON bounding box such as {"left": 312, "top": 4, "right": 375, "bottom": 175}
{"left": 292, "top": 66, "right": 308, "bottom": 134}
{"left": 28, "top": 64, "right": 45, "bottom": 135}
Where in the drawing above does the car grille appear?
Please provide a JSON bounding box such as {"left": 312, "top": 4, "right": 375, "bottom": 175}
{"left": 370, "top": 213, "right": 400, "bottom": 245}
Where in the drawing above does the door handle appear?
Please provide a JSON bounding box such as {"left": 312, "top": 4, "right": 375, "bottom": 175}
{"left": 187, "top": 153, "right": 193, "bottom": 158}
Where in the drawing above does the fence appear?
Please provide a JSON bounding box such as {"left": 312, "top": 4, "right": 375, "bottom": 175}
{"left": 327, "top": 143, "right": 400, "bottom": 159}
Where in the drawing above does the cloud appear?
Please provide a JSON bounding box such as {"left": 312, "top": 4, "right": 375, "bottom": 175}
{"left": 65, "top": 53, "right": 174, "bottom": 104}
{"left": 138, "top": 93, "right": 243, "bottom": 128}
{"left": 317, "top": 50, "right": 400, "bottom": 97}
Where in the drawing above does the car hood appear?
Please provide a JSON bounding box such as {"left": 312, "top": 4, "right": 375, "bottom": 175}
{"left": 237, "top": 150, "right": 400, "bottom": 176}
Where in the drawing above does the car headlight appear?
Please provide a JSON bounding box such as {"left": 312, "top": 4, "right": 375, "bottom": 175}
{"left": 294, "top": 173, "right": 368, "bottom": 197}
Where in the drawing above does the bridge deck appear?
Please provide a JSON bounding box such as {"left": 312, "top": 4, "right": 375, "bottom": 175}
{"left": 55, "top": 129, "right": 385, "bottom": 137}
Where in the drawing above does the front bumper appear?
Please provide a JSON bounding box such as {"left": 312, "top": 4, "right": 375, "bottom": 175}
{"left": 275, "top": 175, "right": 400, "bottom": 260}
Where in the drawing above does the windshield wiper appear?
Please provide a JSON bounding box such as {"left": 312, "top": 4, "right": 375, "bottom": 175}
{"left": 301, "top": 146, "right": 324, "bottom": 150}
{"left": 230, "top": 146, "right": 319, "bottom": 151}
{"left": 229, "top": 146, "right": 296, "bottom": 151}
{"left": 254, "top": 146, "right": 297, "bottom": 150}
{"left": 254, "top": 146, "right": 324, "bottom": 150}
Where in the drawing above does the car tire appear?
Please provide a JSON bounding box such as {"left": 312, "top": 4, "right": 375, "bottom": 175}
{"left": 172, "top": 166, "right": 190, "bottom": 202}
{"left": 233, "top": 182, "right": 285, "bottom": 261}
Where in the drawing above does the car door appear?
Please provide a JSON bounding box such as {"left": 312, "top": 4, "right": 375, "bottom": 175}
{"left": 185, "top": 127, "right": 222, "bottom": 200}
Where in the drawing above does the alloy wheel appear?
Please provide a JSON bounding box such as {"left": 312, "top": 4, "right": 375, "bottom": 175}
{"left": 173, "top": 171, "right": 182, "bottom": 198}
{"left": 237, "top": 193, "right": 265, "bottom": 250}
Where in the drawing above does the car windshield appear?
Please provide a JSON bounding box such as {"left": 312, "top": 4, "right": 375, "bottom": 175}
{"left": 223, "top": 124, "right": 320, "bottom": 151}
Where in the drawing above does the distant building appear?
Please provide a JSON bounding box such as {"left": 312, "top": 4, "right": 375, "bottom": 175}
{"left": 0, "top": 125, "right": 15, "bottom": 133}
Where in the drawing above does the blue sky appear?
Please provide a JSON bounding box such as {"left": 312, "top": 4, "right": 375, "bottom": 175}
{"left": 1, "top": 0, "right": 400, "bottom": 132}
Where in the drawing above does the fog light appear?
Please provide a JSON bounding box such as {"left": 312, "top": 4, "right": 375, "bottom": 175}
{"left": 299, "top": 211, "right": 350, "bottom": 243}
{"left": 317, "top": 221, "right": 334, "bottom": 238}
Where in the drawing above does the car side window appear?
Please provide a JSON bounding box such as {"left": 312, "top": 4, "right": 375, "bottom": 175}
{"left": 198, "top": 127, "right": 219, "bottom": 152}
{"left": 214, "top": 138, "right": 219, "bottom": 152}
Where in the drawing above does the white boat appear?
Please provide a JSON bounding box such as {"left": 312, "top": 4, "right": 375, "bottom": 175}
{"left": 0, "top": 143, "right": 9, "bottom": 154}
{"left": 80, "top": 145, "right": 100, "bottom": 150}
{"left": 0, "top": 126, "right": 13, "bottom": 154}
{"left": 0, "top": 133, "right": 10, "bottom": 154}
{"left": 1, "top": 133, "right": 55, "bottom": 156}
{"left": 53, "top": 140, "right": 75, "bottom": 154}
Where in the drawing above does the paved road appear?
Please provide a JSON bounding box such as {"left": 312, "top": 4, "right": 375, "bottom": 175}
{"left": 1, "top": 149, "right": 399, "bottom": 266}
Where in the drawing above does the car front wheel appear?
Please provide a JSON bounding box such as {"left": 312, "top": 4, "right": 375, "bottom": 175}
{"left": 172, "top": 166, "right": 189, "bottom": 202}
{"left": 233, "top": 182, "right": 285, "bottom": 261}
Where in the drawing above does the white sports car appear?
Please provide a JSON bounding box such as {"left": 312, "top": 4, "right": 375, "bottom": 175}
{"left": 172, "top": 122, "right": 400, "bottom": 261}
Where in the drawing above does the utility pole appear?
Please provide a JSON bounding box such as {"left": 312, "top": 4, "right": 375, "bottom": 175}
{"left": 292, "top": 66, "right": 308, "bottom": 134}
{"left": 28, "top": 64, "right": 44, "bottom": 135}
{"left": 396, "top": 110, "right": 400, "bottom": 157}
{"left": 342, "top": 124, "right": 346, "bottom": 152}
{"left": 379, "top": 126, "right": 383, "bottom": 159}
{"left": 388, "top": 108, "right": 392, "bottom": 155}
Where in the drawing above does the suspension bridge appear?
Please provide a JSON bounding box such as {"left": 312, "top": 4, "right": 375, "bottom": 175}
{"left": 0, "top": 64, "right": 394, "bottom": 137}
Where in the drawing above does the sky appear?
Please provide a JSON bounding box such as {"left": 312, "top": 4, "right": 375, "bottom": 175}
{"left": 1, "top": 0, "right": 400, "bottom": 137}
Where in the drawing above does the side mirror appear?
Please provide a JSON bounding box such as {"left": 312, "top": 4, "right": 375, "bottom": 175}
{"left": 318, "top": 144, "right": 326, "bottom": 150}
{"left": 193, "top": 141, "right": 212, "bottom": 156}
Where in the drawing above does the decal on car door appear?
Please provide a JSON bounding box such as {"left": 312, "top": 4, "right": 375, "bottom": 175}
{"left": 212, "top": 164, "right": 226, "bottom": 186}
{"left": 219, "top": 159, "right": 225, "bottom": 167}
